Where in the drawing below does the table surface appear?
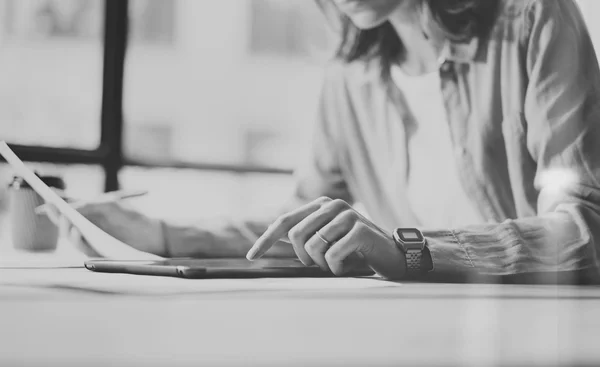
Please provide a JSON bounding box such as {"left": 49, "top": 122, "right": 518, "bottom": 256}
{"left": 2, "top": 244, "right": 600, "bottom": 367}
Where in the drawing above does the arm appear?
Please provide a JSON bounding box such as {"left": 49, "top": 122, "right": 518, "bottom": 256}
{"left": 424, "top": 0, "right": 600, "bottom": 282}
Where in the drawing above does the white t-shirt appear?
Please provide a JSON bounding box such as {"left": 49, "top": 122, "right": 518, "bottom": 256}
{"left": 390, "top": 65, "right": 481, "bottom": 229}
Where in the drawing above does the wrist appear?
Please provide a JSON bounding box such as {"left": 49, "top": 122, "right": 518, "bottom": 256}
{"left": 393, "top": 227, "right": 430, "bottom": 276}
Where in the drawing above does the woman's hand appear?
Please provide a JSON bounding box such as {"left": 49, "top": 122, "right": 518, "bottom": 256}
{"left": 45, "top": 202, "right": 165, "bottom": 257}
{"left": 247, "top": 197, "right": 407, "bottom": 280}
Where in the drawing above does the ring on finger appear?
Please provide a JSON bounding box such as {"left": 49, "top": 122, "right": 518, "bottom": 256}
{"left": 315, "top": 230, "right": 332, "bottom": 246}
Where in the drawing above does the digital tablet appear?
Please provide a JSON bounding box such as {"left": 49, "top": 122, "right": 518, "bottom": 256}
{"left": 84, "top": 258, "right": 375, "bottom": 279}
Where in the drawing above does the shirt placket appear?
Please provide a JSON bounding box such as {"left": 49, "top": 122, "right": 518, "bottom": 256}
{"left": 382, "top": 76, "right": 422, "bottom": 227}
{"left": 438, "top": 59, "right": 503, "bottom": 223}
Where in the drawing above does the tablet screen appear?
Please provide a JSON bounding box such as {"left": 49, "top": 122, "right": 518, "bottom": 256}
{"left": 94, "top": 258, "right": 307, "bottom": 269}
{"left": 85, "top": 258, "right": 375, "bottom": 279}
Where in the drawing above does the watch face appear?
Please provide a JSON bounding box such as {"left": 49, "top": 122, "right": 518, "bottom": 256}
{"left": 397, "top": 228, "right": 424, "bottom": 243}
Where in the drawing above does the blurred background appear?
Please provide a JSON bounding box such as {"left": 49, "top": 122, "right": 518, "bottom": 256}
{"left": 0, "top": 0, "right": 335, "bottom": 237}
{"left": 0, "top": 0, "right": 599, "bottom": 238}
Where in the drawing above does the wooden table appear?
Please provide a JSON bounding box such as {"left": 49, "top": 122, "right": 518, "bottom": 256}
{"left": 2, "top": 259, "right": 600, "bottom": 367}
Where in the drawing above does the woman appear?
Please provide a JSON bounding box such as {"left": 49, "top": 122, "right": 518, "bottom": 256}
{"left": 60, "top": 0, "right": 600, "bottom": 282}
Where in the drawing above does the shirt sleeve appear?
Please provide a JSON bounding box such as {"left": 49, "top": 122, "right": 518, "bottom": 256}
{"left": 423, "top": 0, "right": 600, "bottom": 283}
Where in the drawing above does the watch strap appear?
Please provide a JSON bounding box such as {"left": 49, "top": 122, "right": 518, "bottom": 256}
{"left": 405, "top": 249, "right": 422, "bottom": 272}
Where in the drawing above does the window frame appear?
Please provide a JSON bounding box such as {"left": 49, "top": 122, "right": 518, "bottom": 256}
{"left": 3, "top": 0, "right": 292, "bottom": 193}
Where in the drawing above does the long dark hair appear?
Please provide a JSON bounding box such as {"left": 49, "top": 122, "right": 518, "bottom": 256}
{"left": 323, "top": 0, "right": 500, "bottom": 69}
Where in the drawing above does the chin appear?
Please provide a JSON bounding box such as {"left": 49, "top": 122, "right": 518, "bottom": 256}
{"left": 347, "top": 13, "right": 389, "bottom": 29}
{"left": 333, "top": 0, "right": 404, "bottom": 30}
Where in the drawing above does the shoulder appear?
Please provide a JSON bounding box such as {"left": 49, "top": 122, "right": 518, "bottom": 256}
{"left": 489, "top": 0, "right": 583, "bottom": 36}
{"left": 508, "top": 0, "right": 586, "bottom": 40}
{"left": 485, "top": 0, "right": 587, "bottom": 53}
{"left": 523, "top": 0, "right": 585, "bottom": 31}
{"left": 495, "top": 0, "right": 581, "bottom": 21}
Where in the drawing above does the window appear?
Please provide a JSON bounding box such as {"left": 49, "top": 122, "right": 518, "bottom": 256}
{"left": 0, "top": 0, "right": 109, "bottom": 245}
{"left": 249, "top": 0, "right": 332, "bottom": 58}
{"left": 124, "top": 0, "right": 332, "bottom": 167}
{"left": 121, "top": 0, "right": 333, "bottom": 216}
{"left": 0, "top": 0, "right": 335, "bottom": 230}
{"left": 0, "top": 0, "right": 104, "bottom": 149}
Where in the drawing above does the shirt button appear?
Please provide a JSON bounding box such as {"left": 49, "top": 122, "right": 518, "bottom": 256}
{"left": 440, "top": 61, "right": 453, "bottom": 74}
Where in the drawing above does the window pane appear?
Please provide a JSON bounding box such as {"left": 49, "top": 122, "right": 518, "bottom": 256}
{"left": 124, "top": 0, "right": 333, "bottom": 169}
{"left": 0, "top": 163, "right": 104, "bottom": 251}
{"left": 119, "top": 167, "right": 294, "bottom": 224}
{"left": 0, "top": 0, "right": 103, "bottom": 149}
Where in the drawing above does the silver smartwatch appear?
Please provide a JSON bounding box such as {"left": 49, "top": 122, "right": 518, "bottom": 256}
{"left": 393, "top": 228, "right": 426, "bottom": 273}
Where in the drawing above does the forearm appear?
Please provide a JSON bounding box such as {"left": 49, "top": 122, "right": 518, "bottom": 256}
{"left": 421, "top": 205, "right": 600, "bottom": 283}
{"left": 161, "top": 218, "right": 296, "bottom": 259}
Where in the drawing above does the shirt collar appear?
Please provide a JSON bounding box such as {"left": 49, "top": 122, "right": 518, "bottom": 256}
{"left": 359, "top": 36, "right": 482, "bottom": 85}
{"left": 440, "top": 37, "right": 481, "bottom": 64}
{"left": 316, "top": 0, "right": 484, "bottom": 82}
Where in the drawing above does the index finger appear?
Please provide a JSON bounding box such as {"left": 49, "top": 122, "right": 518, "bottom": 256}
{"left": 246, "top": 199, "right": 325, "bottom": 260}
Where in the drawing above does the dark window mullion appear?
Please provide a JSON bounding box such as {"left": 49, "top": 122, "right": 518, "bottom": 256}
{"left": 100, "top": 0, "right": 128, "bottom": 192}
{"left": 6, "top": 145, "right": 105, "bottom": 165}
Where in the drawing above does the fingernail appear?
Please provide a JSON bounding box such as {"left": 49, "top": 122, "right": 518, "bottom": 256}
{"left": 246, "top": 247, "right": 258, "bottom": 261}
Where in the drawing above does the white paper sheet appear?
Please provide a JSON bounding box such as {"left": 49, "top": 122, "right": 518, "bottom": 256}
{"left": 0, "top": 142, "right": 163, "bottom": 261}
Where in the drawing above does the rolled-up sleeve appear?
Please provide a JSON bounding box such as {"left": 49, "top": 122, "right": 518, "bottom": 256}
{"left": 424, "top": 0, "right": 600, "bottom": 282}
